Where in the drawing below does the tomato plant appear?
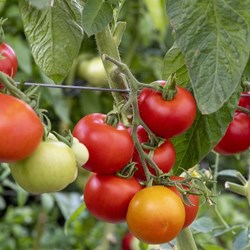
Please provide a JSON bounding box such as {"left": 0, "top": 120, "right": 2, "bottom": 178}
{"left": 73, "top": 113, "right": 134, "bottom": 175}
{"left": 132, "top": 125, "right": 176, "bottom": 180}
{"left": 0, "top": 42, "right": 18, "bottom": 87}
{"left": 167, "top": 176, "right": 200, "bottom": 228}
{"left": 84, "top": 174, "right": 142, "bottom": 223}
{"left": 214, "top": 112, "right": 250, "bottom": 155}
{"left": 126, "top": 185, "right": 185, "bottom": 244}
{"left": 0, "top": 93, "right": 43, "bottom": 162}
{"left": 138, "top": 82, "right": 197, "bottom": 139}
{"left": 10, "top": 141, "right": 77, "bottom": 194}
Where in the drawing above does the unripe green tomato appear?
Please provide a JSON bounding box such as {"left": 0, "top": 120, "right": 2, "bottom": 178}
{"left": 78, "top": 57, "right": 108, "bottom": 87}
{"left": 46, "top": 133, "right": 59, "bottom": 142}
{"left": 10, "top": 141, "right": 77, "bottom": 194}
{"left": 71, "top": 137, "right": 89, "bottom": 168}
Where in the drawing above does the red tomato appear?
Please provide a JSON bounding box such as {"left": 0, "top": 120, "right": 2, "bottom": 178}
{"left": 167, "top": 176, "right": 199, "bottom": 228}
{"left": 84, "top": 174, "right": 142, "bottom": 223}
{"left": 214, "top": 112, "right": 250, "bottom": 154}
{"left": 0, "top": 43, "right": 18, "bottom": 88}
{"left": 126, "top": 186, "right": 185, "bottom": 244}
{"left": 0, "top": 93, "right": 43, "bottom": 162}
{"left": 238, "top": 92, "right": 250, "bottom": 110}
{"left": 132, "top": 125, "right": 176, "bottom": 180}
{"left": 121, "top": 232, "right": 134, "bottom": 250}
{"left": 73, "top": 113, "right": 134, "bottom": 175}
{"left": 138, "top": 82, "right": 196, "bottom": 139}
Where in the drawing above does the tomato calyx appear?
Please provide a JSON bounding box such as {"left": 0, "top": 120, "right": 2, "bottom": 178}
{"left": 117, "top": 162, "right": 138, "bottom": 179}
{"left": 161, "top": 75, "right": 177, "bottom": 101}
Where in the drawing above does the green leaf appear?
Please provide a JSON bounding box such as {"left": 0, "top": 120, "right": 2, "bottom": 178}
{"left": 19, "top": 0, "right": 84, "bottom": 83}
{"left": 191, "top": 217, "right": 214, "bottom": 233}
{"left": 172, "top": 87, "right": 240, "bottom": 174}
{"left": 54, "top": 192, "right": 82, "bottom": 220}
{"left": 166, "top": 0, "right": 250, "bottom": 114}
{"left": 163, "top": 43, "right": 189, "bottom": 87}
{"left": 203, "top": 245, "right": 224, "bottom": 250}
{"left": 217, "top": 169, "right": 241, "bottom": 178}
{"left": 64, "top": 203, "right": 86, "bottom": 235}
{"left": 28, "top": 0, "right": 51, "bottom": 9}
{"left": 233, "top": 228, "right": 249, "bottom": 250}
{"left": 82, "top": 0, "right": 113, "bottom": 37}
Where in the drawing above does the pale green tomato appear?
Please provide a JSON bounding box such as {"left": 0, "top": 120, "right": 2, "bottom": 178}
{"left": 71, "top": 137, "right": 89, "bottom": 168}
{"left": 71, "top": 166, "right": 78, "bottom": 183}
{"left": 46, "top": 133, "right": 58, "bottom": 142}
{"left": 10, "top": 141, "right": 77, "bottom": 194}
{"left": 78, "top": 57, "right": 108, "bottom": 87}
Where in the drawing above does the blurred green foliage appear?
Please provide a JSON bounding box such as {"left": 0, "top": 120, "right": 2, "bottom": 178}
{"left": 0, "top": 1, "right": 249, "bottom": 250}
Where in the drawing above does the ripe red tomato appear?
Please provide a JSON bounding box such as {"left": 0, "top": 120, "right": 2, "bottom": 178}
{"left": 138, "top": 81, "right": 196, "bottom": 139}
{"left": 0, "top": 93, "right": 43, "bottom": 162}
{"left": 126, "top": 185, "right": 185, "bottom": 244}
{"left": 73, "top": 113, "right": 134, "bottom": 175}
{"left": 214, "top": 112, "right": 250, "bottom": 154}
{"left": 238, "top": 92, "right": 250, "bottom": 110}
{"left": 167, "top": 176, "right": 199, "bottom": 228}
{"left": 0, "top": 43, "right": 18, "bottom": 88}
{"left": 132, "top": 126, "right": 176, "bottom": 180}
{"left": 122, "top": 232, "right": 134, "bottom": 250}
{"left": 84, "top": 174, "right": 142, "bottom": 223}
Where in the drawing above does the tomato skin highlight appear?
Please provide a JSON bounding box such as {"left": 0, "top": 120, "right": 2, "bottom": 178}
{"left": 84, "top": 174, "right": 142, "bottom": 223}
{"left": 126, "top": 185, "right": 185, "bottom": 244}
{"left": 0, "top": 93, "right": 43, "bottom": 162}
{"left": 214, "top": 112, "right": 250, "bottom": 155}
{"left": 168, "top": 176, "right": 199, "bottom": 228}
{"left": 138, "top": 83, "right": 196, "bottom": 139}
{"left": 132, "top": 126, "right": 176, "bottom": 181}
{"left": 73, "top": 113, "right": 134, "bottom": 175}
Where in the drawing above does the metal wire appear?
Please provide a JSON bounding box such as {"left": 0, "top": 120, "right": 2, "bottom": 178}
{"left": 15, "top": 81, "right": 131, "bottom": 93}
{"left": 15, "top": 82, "right": 250, "bottom": 97}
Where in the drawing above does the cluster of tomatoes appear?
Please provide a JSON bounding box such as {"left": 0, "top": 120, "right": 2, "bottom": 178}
{"left": 73, "top": 81, "right": 200, "bottom": 244}
{"left": 0, "top": 42, "right": 90, "bottom": 194}
{"left": 214, "top": 92, "right": 250, "bottom": 155}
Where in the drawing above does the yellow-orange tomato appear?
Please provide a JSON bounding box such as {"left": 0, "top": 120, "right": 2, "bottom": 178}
{"left": 126, "top": 186, "right": 185, "bottom": 244}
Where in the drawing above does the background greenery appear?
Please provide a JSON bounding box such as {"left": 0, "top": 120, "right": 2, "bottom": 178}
{"left": 0, "top": 0, "right": 249, "bottom": 250}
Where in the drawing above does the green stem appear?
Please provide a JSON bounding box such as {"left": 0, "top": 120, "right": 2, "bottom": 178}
{"left": 176, "top": 227, "right": 197, "bottom": 250}
{"left": 103, "top": 54, "right": 163, "bottom": 183}
{"left": 237, "top": 106, "right": 250, "bottom": 115}
{"left": 212, "top": 152, "right": 232, "bottom": 231}
{"left": 213, "top": 153, "right": 220, "bottom": 193}
{"left": 95, "top": 26, "right": 130, "bottom": 126}
{"left": 0, "top": 71, "right": 32, "bottom": 103}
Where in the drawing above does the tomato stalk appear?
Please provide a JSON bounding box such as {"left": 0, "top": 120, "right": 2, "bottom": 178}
{"left": 176, "top": 227, "right": 198, "bottom": 250}
{"left": 225, "top": 177, "right": 250, "bottom": 207}
{"left": 162, "top": 75, "right": 177, "bottom": 101}
{"left": 95, "top": 25, "right": 130, "bottom": 126}
{"left": 0, "top": 71, "right": 34, "bottom": 104}
{"left": 102, "top": 54, "right": 164, "bottom": 183}
{"left": 237, "top": 105, "right": 250, "bottom": 115}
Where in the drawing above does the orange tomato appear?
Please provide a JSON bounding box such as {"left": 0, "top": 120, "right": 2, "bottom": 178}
{"left": 126, "top": 186, "right": 185, "bottom": 244}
